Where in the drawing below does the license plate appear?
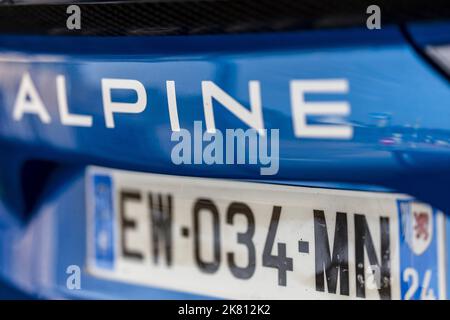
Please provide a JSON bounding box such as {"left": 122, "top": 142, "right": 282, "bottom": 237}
{"left": 86, "top": 167, "right": 447, "bottom": 299}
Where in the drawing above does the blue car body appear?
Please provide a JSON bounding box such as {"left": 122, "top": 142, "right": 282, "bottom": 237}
{"left": 0, "top": 16, "right": 449, "bottom": 299}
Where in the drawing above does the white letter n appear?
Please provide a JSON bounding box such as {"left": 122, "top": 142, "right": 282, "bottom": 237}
{"left": 202, "top": 81, "right": 264, "bottom": 135}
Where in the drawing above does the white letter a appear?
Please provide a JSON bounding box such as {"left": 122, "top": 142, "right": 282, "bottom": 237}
{"left": 13, "top": 73, "right": 51, "bottom": 123}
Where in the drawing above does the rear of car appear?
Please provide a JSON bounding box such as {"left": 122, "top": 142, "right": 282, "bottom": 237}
{"left": 0, "top": 0, "right": 449, "bottom": 300}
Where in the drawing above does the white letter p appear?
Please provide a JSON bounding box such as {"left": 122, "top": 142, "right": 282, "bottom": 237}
{"left": 102, "top": 78, "right": 147, "bottom": 128}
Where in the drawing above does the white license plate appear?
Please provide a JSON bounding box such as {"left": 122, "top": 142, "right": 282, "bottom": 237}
{"left": 86, "top": 167, "right": 446, "bottom": 299}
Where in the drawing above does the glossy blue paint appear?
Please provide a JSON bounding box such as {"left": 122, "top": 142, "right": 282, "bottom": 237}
{"left": 0, "top": 167, "right": 211, "bottom": 299}
{"left": 407, "top": 21, "right": 450, "bottom": 47}
{"left": 0, "top": 25, "right": 449, "bottom": 299}
{"left": 0, "top": 27, "right": 449, "bottom": 209}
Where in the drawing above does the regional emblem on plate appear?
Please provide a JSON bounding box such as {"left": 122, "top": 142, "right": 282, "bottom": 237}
{"left": 400, "top": 201, "right": 433, "bottom": 256}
